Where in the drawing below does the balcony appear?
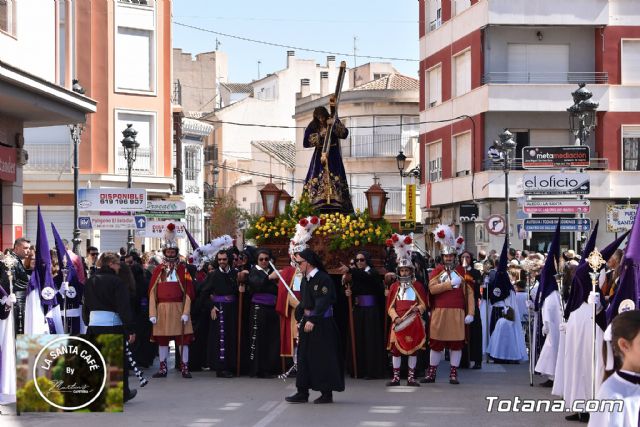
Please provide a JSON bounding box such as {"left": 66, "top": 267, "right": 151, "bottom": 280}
{"left": 482, "top": 72, "right": 608, "bottom": 85}
{"left": 23, "top": 143, "right": 72, "bottom": 173}
{"left": 344, "top": 135, "right": 416, "bottom": 159}
{"left": 115, "top": 147, "right": 153, "bottom": 176}
{"left": 352, "top": 191, "right": 403, "bottom": 216}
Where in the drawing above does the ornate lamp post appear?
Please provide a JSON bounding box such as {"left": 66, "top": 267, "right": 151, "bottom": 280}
{"left": 567, "top": 83, "right": 598, "bottom": 249}
{"left": 364, "top": 177, "right": 388, "bottom": 221}
{"left": 487, "top": 129, "right": 517, "bottom": 249}
{"left": 121, "top": 124, "right": 139, "bottom": 253}
{"left": 277, "top": 184, "right": 293, "bottom": 216}
{"left": 396, "top": 150, "right": 421, "bottom": 184}
{"left": 259, "top": 178, "right": 281, "bottom": 220}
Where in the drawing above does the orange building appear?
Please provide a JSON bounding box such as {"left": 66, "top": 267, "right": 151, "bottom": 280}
{"left": 23, "top": 0, "right": 174, "bottom": 252}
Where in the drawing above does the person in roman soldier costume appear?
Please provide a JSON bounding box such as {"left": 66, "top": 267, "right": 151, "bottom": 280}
{"left": 0, "top": 238, "right": 31, "bottom": 336}
{"left": 385, "top": 233, "right": 428, "bottom": 387}
{"left": 149, "top": 223, "right": 196, "bottom": 379}
{"left": 424, "top": 225, "right": 475, "bottom": 385}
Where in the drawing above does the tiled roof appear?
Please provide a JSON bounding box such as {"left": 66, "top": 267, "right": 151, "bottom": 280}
{"left": 221, "top": 82, "right": 253, "bottom": 93}
{"left": 352, "top": 73, "right": 419, "bottom": 91}
{"left": 251, "top": 140, "right": 296, "bottom": 169}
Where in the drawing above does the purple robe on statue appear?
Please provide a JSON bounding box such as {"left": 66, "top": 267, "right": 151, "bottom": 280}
{"left": 302, "top": 118, "right": 354, "bottom": 214}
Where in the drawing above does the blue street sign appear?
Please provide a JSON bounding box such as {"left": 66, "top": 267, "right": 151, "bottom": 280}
{"left": 134, "top": 216, "right": 147, "bottom": 229}
{"left": 523, "top": 218, "right": 591, "bottom": 232}
{"left": 78, "top": 216, "right": 92, "bottom": 230}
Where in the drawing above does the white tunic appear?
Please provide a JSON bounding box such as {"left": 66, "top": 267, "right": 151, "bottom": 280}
{"left": 588, "top": 371, "right": 640, "bottom": 427}
{"left": 562, "top": 302, "right": 604, "bottom": 407}
{"left": 535, "top": 290, "right": 562, "bottom": 377}
{"left": 487, "top": 291, "right": 528, "bottom": 362}
{"left": 0, "top": 308, "right": 16, "bottom": 404}
{"left": 551, "top": 327, "right": 566, "bottom": 397}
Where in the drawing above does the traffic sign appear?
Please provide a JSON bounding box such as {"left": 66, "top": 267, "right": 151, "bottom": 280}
{"left": 523, "top": 173, "right": 590, "bottom": 195}
{"left": 485, "top": 214, "right": 506, "bottom": 235}
{"left": 523, "top": 218, "right": 591, "bottom": 232}
{"left": 522, "top": 146, "right": 590, "bottom": 168}
{"left": 523, "top": 199, "right": 591, "bottom": 214}
{"left": 78, "top": 215, "right": 139, "bottom": 230}
{"left": 400, "top": 220, "right": 415, "bottom": 232}
{"left": 606, "top": 204, "right": 638, "bottom": 232}
{"left": 134, "top": 216, "right": 147, "bottom": 229}
{"left": 78, "top": 216, "right": 92, "bottom": 230}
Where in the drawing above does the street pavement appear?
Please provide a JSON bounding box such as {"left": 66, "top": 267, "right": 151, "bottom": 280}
{"left": 2, "top": 359, "right": 575, "bottom": 427}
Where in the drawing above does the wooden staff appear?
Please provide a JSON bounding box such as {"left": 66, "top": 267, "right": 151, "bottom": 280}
{"left": 236, "top": 270, "right": 248, "bottom": 376}
{"left": 343, "top": 274, "right": 358, "bottom": 378}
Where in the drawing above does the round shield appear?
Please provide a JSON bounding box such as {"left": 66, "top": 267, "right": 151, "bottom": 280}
{"left": 65, "top": 286, "right": 77, "bottom": 299}
{"left": 618, "top": 299, "right": 636, "bottom": 313}
{"left": 41, "top": 286, "right": 57, "bottom": 301}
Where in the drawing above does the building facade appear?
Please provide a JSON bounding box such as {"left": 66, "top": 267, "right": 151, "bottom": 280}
{"left": 22, "top": 0, "right": 173, "bottom": 253}
{"left": 419, "top": 0, "right": 640, "bottom": 254}
{"left": 0, "top": 0, "right": 96, "bottom": 249}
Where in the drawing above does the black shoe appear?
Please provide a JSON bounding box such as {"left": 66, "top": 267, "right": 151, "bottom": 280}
{"left": 386, "top": 379, "right": 400, "bottom": 387}
{"left": 565, "top": 413, "right": 580, "bottom": 421}
{"left": 124, "top": 389, "right": 137, "bottom": 403}
{"left": 539, "top": 379, "right": 554, "bottom": 388}
{"left": 472, "top": 363, "right": 482, "bottom": 370}
{"left": 285, "top": 392, "right": 309, "bottom": 404}
{"left": 217, "top": 370, "right": 234, "bottom": 378}
{"left": 313, "top": 393, "right": 333, "bottom": 404}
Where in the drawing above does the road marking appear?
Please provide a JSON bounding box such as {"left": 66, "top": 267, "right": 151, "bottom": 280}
{"left": 258, "top": 401, "right": 279, "bottom": 412}
{"left": 186, "top": 419, "right": 222, "bottom": 427}
{"left": 385, "top": 386, "right": 418, "bottom": 393}
{"left": 251, "top": 401, "right": 288, "bottom": 427}
{"left": 369, "top": 406, "right": 404, "bottom": 414}
{"left": 219, "top": 402, "right": 243, "bottom": 411}
{"left": 417, "top": 406, "right": 467, "bottom": 414}
{"left": 359, "top": 422, "right": 397, "bottom": 427}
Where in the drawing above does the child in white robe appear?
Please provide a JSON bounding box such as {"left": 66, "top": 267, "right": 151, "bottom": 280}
{"left": 589, "top": 310, "right": 640, "bottom": 427}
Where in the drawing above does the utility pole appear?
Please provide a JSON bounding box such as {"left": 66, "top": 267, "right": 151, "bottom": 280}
{"left": 257, "top": 61, "right": 261, "bottom": 80}
{"left": 353, "top": 36, "right": 358, "bottom": 68}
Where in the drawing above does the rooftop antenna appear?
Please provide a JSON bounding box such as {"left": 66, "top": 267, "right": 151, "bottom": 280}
{"left": 353, "top": 36, "right": 358, "bottom": 68}
{"left": 257, "top": 60, "right": 261, "bottom": 79}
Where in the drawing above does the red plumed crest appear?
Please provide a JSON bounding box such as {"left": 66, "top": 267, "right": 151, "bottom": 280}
{"left": 437, "top": 230, "right": 446, "bottom": 239}
{"left": 404, "top": 236, "right": 413, "bottom": 244}
{"left": 167, "top": 223, "right": 176, "bottom": 231}
{"left": 299, "top": 218, "right": 309, "bottom": 227}
{"left": 391, "top": 234, "right": 400, "bottom": 242}
{"left": 310, "top": 216, "right": 319, "bottom": 225}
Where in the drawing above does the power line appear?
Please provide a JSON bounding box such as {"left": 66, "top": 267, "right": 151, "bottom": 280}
{"left": 173, "top": 21, "right": 419, "bottom": 62}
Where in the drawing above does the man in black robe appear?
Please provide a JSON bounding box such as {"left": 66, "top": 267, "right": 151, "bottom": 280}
{"left": 199, "top": 250, "right": 240, "bottom": 377}
{"left": 286, "top": 249, "right": 344, "bottom": 404}
{"left": 247, "top": 249, "right": 281, "bottom": 377}
{"left": 341, "top": 250, "right": 385, "bottom": 379}
{"left": 459, "top": 251, "right": 483, "bottom": 369}
{"left": 0, "top": 238, "right": 31, "bottom": 336}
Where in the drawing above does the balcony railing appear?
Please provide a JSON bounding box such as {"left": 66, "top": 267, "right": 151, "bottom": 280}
{"left": 344, "top": 135, "right": 416, "bottom": 159}
{"left": 352, "top": 190, "right": 403, "bottom": 215}
{"left": 117, "top": 0, "right": 153, "bottom": 7}
{"left": 482, "top": 157, "right": 609, "bottom": 171}
{"left": 482, "top": 72, "right": 608, "bottom": 85}
{"left": 23, "top": 143, "right": 72, "bottom": 173}
{"left": 116, "top": 147, "right": 153, "bottom": 175}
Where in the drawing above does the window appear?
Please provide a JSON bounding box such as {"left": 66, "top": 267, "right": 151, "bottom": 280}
{"left": 115, "top": 111, "right": 155, "bottom": 175}
{"left": 427, "top": 65, "right": 442, "bottom": 107}
{"left": 507, "top": 44, "right": 569, "bottom": 83}
{"left": 0, "top": 0, "right": 16, "bottom": 36}
{"left": 57, "top": 0, "right": 75, "bottom": 86}
{"left": 453, "top": 132, "right": 471, "bottom": 176}
{"left": 373, "top": 73, "right": 389, "bottom": 80}
{"left": 623, "top": 126, "right": 640, "bottom": 171}
{"left": 426, "top": 142, "right": 442, "bottom": 182}
{"left": 453, "top": 50, "right": 471, "bottom": 97}
{"left": 622, "top": 40, "right": 640, "bottom": 85}
{"left": 350, "top": 116, "right": 373, "bottom": 157}
{"left": 186, "top": 206, "right": 203, "bottom": 244}
{"left": 115, "top": 27, "right": 154, "bottom": 92}
{"left": 118, "top": 0, "right": 153, "bottom": 7}
{"left": 428, "top": 0, "right": 442, "bottom": 31}
{"left": 185, "top": 147, "right": 201, "bottom": 181}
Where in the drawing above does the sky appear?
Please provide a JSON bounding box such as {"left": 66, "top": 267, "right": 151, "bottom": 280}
{"left": 172, "top": 0, "right": 419, "bottom": 83}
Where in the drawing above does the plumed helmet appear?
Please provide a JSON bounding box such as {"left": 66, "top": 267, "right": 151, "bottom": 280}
{"left": 386, "top": 233, "right": 415, "bottom": 271}
{"left": 433, "top": 224, "right": 465, "bottom": 255}
{"left": 162, "top": 223, "right": 180, "bottom": 262}
{"left": 289, "top": 216, "right": 321, "bottom": 255}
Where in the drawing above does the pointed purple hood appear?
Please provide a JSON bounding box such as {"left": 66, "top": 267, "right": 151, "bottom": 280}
{"left": 535, "top": 219, "right": 561, "bottom": 311}
{"left": 27, "top": 205, "right": 56, "bottom": 307}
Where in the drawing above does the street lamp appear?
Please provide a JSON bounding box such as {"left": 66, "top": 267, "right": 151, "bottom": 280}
{"left": 121, "top": 123, "right": 139, "bottom": 253}
{"left": 70, "top": 124, "right": 83, "bottom": 254}
{"left": 278, "top": 185, "right": 293, "bottom": 216}
{"left": 567, "top": 83, "right": 598, "bottom": 249}
{"left": 259, "top": 178, "right": 281, "bottom": 220}
{"left": 396, "top": 150, "right": 421, "bottom": 183}
{"left": 487, "top": 128, "right": 517, "bottom": 249}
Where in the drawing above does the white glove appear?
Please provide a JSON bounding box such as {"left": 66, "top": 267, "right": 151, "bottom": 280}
{"left": 588, "top": 291, "right": 602, "bottom": 313}
{"left": 59, "top": 282, "right": 69, "bottom": 294}
{"left": 450, "top": 273, "right": 462, "bottom": 289}
{"left": 559, "top": 322, "right": 567, "bottom": 333}
{"left": 8, "top": 293, "right": 17, "bottom": 304}
{"left": 149, "top": 316, "right": 157, "bottom": 325}
{"left": 464, "top": 315, "right": 474, "bottom": 325}
{"left": 181, "top": 314, "right": 189, "bottom": 324}
{"left": 503, "top": 307, "right": 509, "bottom": 315}
{"left": 0, "top": 296, "right": 7, "bottom": 306}
{"left": 542, "top": 322, "right": 549, "bottom": 336}
{"left": 525, "top": 300, "right": 534, "bottom": 309}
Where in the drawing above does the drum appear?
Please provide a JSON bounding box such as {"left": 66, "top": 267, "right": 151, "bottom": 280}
{"left": 393, "top": 312, "right": 426, "bottom": 355}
